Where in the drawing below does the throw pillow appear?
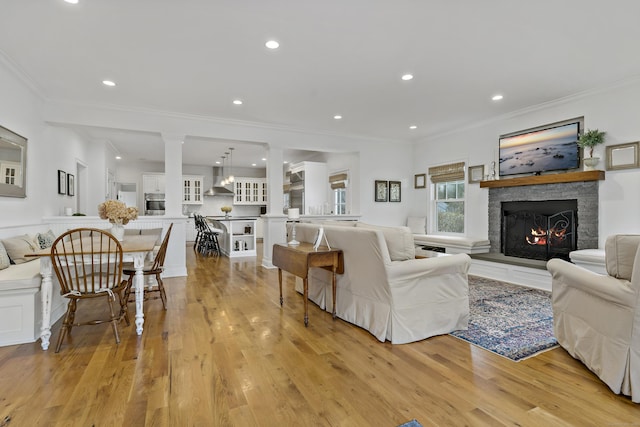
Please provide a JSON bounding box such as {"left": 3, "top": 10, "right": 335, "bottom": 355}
{"left": 406, "top": 216, "right": 426, "bottom": 234}
{"left": 1, "top": 234, "right": 39, "bottom": 264}
{"left": 605, "top": 234, "right": 640, "bottom": 280}
{"left": 356, "top": 222, "right": 416, "bottom": 261}
{"left": 0, "top": 241, "right": 10, "bottom": 270}
{"left": 36, "top": 229, "right": 57, "bottom": 249}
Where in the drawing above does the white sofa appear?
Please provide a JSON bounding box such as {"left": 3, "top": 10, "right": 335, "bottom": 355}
{"left": 292, "top": 221, "right": 471, "bottom": 344}
{"left": 547, "top": 234, "right": 640, "bottom": 403}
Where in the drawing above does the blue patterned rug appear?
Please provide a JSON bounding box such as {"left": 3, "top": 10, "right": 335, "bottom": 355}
{"left": 397, "top": 420, "right": 422, "bottom": 427}
{"left": 450, "top": 275, "right": 558, "bottom": 362}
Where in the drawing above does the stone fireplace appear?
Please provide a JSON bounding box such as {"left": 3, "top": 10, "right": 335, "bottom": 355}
{"left": 488, "top": 180, "right": 599, "bottom": 259}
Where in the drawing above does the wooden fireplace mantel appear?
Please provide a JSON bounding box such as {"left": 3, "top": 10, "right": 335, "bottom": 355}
{"left": 479, "top": 170, "right": 605, "bottom": 189}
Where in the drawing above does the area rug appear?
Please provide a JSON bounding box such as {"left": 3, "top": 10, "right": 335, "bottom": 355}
{"left": 397, "top": 420, "right": 423, "bottom": 427}
{"left": 450, "top": 275, "right": 558, "bottom": 361}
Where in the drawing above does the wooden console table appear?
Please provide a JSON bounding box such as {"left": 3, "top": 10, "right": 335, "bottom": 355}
{"left": 272, "top": 243, "right": 344, "bottom": 326}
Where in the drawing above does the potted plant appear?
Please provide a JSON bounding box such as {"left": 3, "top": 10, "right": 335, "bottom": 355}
{"left": 577, "top": 129, "right": 606, "bottom": 170}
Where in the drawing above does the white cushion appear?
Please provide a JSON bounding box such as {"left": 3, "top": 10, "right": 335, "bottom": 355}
{"left": 356, "top": 222, "right": 415, "bottom": 261}
{"left": 605, "top": 234, "right": 640, "bottom": 280}
{"left": 0, "top": 241, "right": 10, "bottom": 270}
{"left": 1, "top": 234, "right": 39, "bottom": 264}
{"left": 406, "top": 216, "right": 426, "bottom": 234}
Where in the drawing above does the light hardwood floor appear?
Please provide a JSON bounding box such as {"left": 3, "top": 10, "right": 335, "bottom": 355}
{"left": 0, "top": 244, "right": 639, "bottom": 426}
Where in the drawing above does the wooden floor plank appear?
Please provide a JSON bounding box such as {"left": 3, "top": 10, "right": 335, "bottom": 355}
{"left": 0, "top": 243, "right": 638, "bottom": 426}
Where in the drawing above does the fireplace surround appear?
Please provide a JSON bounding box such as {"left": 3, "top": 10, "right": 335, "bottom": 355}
{"left": 488, "top": 181, "right": 599, "bottom": 258}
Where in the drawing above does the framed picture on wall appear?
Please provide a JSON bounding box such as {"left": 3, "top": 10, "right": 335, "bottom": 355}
{"left": 67, "top": 174, "right": 75, "bottom": 196}
{"left": 468, "top": 165, "right": 485, "bottom": 183}
{"left": 375, "top": 180, "right": 388, "bottom": 202}
{"left": 57, "top": 170, "right": 66, "bottom": 195}
{"left": 389, "top": 181, "right": 401, "bottom": 202}
{"left": 414, "top": 173, "right": 426, "bottom": 189}
{"left": 606, "top": 141, "right": 639, "bottom": 170}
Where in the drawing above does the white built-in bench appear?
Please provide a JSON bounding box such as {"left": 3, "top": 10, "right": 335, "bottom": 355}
{"left": 0, "top": 224, "right": 65, "bottom": 347}
{"left": 569, "top": 248, "right": 606, "bottom": 275}
{"left": 406, "top": 216, "right": 490, "bottom": 255}
{"left": 413, "top": 234, "right": 491, "bottom": 255}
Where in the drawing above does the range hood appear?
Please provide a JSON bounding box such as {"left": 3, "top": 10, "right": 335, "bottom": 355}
{"left": 204, "top": 167, "right": 234, "bottom": 196}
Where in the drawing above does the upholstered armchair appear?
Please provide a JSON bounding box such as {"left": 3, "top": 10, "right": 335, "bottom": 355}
{"left": 547, "top": 234, "right": 640, "bottom": 403}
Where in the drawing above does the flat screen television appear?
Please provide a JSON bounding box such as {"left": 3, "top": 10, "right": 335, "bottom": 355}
{"left": 499, "top": 119, "right": 581, "bottom": 177}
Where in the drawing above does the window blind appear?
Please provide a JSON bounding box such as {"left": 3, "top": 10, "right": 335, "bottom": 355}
{"left": 428, "top": 162, "right": 465, "bottom": 183}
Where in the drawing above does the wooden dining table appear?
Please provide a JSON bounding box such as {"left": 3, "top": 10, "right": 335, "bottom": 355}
{"left": 26, "top": 233, "right": 159, "bottom": 350}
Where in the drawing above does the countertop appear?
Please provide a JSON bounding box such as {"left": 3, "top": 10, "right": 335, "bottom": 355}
{"left": 206, "top": 216, "right": 258, "bottom": 221}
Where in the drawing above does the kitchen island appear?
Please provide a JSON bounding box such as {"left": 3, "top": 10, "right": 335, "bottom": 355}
{"left": 207, "top": 216, "right": 257, "bottom": 258}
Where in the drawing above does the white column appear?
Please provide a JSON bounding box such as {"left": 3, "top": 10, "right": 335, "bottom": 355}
{"left": 262, "top": 146, "right": 287, "bottom": 268}
{"left": 162, "top": 133, "right": 184, "bottom": 217}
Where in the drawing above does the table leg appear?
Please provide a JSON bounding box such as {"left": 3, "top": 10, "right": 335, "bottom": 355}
{"left": 39, "top": 257, "right": 53, "bottom": 350}
{"left": 332, "top": 263, "right": 337, "bottom": 320}
{"left": 132, "top": 252, "right": 145, "bottom": 335}
{"left": 303, "top": 277, "right": 309, "bottom": 327}
{"left": 278, "top": 268, "right": 283, "bottom": 306}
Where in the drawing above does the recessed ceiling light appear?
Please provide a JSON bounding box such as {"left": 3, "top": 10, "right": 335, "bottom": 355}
{"left": 233, "top": 99, "right": 243, "bottom": 105}
{"left": 334, "top": 115, "right": 342, "bottom": 120}
{"left": 409, "top": 125, "right": 417, "bottom": 130}
{"left": 283, "top": 161, "right": 289, "bottom": 164}
{"left": 265, "top": 40, "right": 280, "bottom": 49}
{"left": 102, "top": 80, "right": 116, "bottom": 87}
{"left": 401, "top": 74, "right": 414, "bottom": 81}
{"left": 251, "top": 163, "right": 257, "bottom": 167}
{"left": 215, "top": 161, "right": 221, "bottom": 164}
{"left": 115, "top": 155, "right": 121, "bottom": 160}
{"left": 492, "top": 94, "right": 504, "bottom": 101}
{"left": 261, "top": 158, "right": 267, "bottom": 161}
{"left": 64, "top": 0, "right": 79, "bottom": 4}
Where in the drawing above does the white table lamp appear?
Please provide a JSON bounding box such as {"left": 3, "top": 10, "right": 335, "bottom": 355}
{"left": 288, "top": 208, "right": 300, "bottom": 245}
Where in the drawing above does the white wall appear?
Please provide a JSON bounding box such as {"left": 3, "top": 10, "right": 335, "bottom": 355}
{"left": 414, "top": 78, "right": 640, "bottom": 246}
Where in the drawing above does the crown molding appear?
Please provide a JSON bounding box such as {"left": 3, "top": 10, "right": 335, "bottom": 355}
{"left": 422, "top": 74, "right": 640, "bottom": 141}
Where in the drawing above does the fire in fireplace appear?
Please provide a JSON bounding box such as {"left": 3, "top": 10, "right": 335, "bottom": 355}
{"left": 501, "top": 200, "right": 577, "bottom": 261}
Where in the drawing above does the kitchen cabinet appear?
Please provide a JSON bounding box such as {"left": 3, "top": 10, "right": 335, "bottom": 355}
{"left": 288, "top": 161, "right": 328, "bottom": 215}
{"left": 185, "top": 218, "right": 197, "bottom": 242}
{"left": 182, "top": 175, "right": 203, "bottom": 204}
{"left": 233, "top": 178, "right": 267, "bottom": 205}
{"left": 142, "top": 173, "right": 165, "bottom": 194}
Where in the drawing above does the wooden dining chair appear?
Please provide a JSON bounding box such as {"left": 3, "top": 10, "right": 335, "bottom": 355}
{"left": 123, "top": 223, "right": 173, "bottom": 309}
{"left": 50, "top": 228, "right": 130, "bottom": 353}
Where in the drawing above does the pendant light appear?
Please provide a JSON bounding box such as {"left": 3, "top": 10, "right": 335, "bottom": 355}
{"left": 221, "top": 155, "right": 228, "bottom": 186}
{"left": 228, "top": 147, "right": 235, "bottom": 183}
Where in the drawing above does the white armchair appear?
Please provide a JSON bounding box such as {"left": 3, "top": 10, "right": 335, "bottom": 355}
{"left": 547, "top": 234, "right": 640, "bottom": 403}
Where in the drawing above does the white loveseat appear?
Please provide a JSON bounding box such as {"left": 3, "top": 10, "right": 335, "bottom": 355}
{"left": 547, "top": 234, "right": 640, "bottom": 403}
{"left": 291, "top": 221, "right": 471, "bottom": 344}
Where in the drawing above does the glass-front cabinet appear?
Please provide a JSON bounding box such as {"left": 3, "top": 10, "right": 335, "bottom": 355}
{"left": 182, "top": 175, "right": 203, "bottom": 204}
{"left": 234, "top": 178, "right": 267, "bottom": 205}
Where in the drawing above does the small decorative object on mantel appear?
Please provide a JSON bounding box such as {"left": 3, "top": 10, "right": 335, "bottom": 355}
{"left": 98, "top": 199, "right": 138, "bottom": 241}
{"left": 221, "top": 206, "right": 232, "bottom": 218}
{"left": 578, "top": 128, "right": 606, "bottom": 171}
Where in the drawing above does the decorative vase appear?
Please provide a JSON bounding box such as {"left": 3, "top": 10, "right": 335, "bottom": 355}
{"left": 110, "top": 222, "right": 125, "bottom": 241}
{"left": 583, "top": 157, "right": 600, "bottom": 171}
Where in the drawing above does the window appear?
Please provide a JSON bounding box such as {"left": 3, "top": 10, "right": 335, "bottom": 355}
{"left": 434, "top": 180, "right": 465, "bottom": 233}
{"left": 329, "top": 171, "right": 348, "bottom": 215}
{"left": 334, "top": 187, "right": 346, "bottom": 215}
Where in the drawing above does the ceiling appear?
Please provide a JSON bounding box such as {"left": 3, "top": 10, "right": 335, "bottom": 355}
{"left": 2, "top": 1, "right": 640, "bottom": 166}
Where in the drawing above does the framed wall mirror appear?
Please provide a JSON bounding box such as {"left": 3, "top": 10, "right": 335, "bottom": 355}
{"left": 0, "top": 125, "right": 27, "bottom": 198}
